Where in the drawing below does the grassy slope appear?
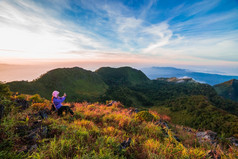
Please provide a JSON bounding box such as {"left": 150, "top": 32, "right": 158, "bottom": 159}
{"left": 7, "top": 67, "right": 108, "bottom": 102}
{"left": 0, "top": 83, "right": 238, "bottom": 158}
{"left": 1, "top": 99, "right": 238, "bottom": 159}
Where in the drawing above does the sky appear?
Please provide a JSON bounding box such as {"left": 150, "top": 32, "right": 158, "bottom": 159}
{"left": 0, "top": 0, "right": 238, "bottom": 81}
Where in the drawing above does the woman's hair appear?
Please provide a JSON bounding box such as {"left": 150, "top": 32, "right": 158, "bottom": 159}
{"left": 52, "top": 90, "right": 59, "bottom": 103}
{"left": 52, "top": 90, "right": 59, "bottom": 97}
{"left": 51, "top": 96, "right": 54, "bottom": 103}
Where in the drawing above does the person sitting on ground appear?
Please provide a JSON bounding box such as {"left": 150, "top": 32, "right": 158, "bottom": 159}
{"left": 51, "top": 90, "right": 74, "bottom": 116}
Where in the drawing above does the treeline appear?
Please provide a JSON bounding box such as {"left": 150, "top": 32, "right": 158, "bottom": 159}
{"left": 154, "top": 95, "right": 238, "bottom": 137}
{"left": 100, "top": 79, "right": 238, "bottom": 116}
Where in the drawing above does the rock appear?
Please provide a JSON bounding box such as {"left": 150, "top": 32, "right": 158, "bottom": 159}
{"left": 29, "top": 144, "right": 38, "bottom": 152}
{"left": 174, "top": 136, "right": 181, "bottom": 142}
{"left": 107, "top": 101, "right": 116, "bottom": 106}
{"left": 163, "top": 122, "right": 169, "bottom": 129}
{"left": 155, "top": 120, "right": 169, "bottom": 129}
{"left": 22, "top": 124, "right": 48, "bottom": 146}
{"left": 227, "top": 137, "right": 238, "bottom": 147}
{"left": 30, "top": 109, "right": 50, "bottom": 119}
{"left": 206, "top": 150, "right": 221, "bottom": 159}
{"left": 134, "top": 108, "right": 139, "bottom": 113}
{"left": 128, "top": 108, "right": 140, "bottom": 115}
{"left": 196, "top": 130, "right": 217, "bottom": 144}
{"left": 162, "top": 128, "right": 168, "bottom": 136}
{"left": 38, "top": 110, "right": 48, "bottom": 119}
{"left": 182, "top": 127, "right": 192, "bottom": 133}
{"left": 120, "top": 138, "right": 131, "bottom": 150}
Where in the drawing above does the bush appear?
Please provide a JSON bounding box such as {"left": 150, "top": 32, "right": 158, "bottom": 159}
{"left": 15, "top": 94, "right": 27, "bottom": 100}
{"left": 31, "top": 103, "right": 48, "bottom": 111}
{"left": 0, "top": 83, "right": 10, "bottom": 100}
{"left": 29, "top": 94, "right": 44, "bottom": 103}
{"left": 135, "top": 111, "right": 155, "bottom": 122}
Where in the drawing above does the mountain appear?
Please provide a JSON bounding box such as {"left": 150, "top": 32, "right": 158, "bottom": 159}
{"left": 129, "top": 79, "right": 238, "bottom": 116}
{"left": 4, "top": 66, "right": 238, "bottom": 138}
{"left": 7, "top": 67, "right": 108, "bottom": 102}
{"left": 96, "top": 69, "right": 238, "bottom": 116}
{"left": 214, "top": 79, "right": 238, "bottom": 102}
{"left": 141, "top": 67, "right": 238, "bottom": 85}
{"left": 7, "top": 66, "right": 238, "bottom": 116}
{"left": 96, "top": 66, "right": 150, "bottom": 86}
{"left": 95, "top": 67, "right": 152, "bottom": 107}
{"left": 152, "top": 95, "right": 238, "bottom": 137}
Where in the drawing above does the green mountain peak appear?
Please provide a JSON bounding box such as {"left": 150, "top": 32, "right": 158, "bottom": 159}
{"left": 96, "top": 66, "right": 150, "bottom": 86}
{"left": 214, "top": 79, "right": 238, "bottom": 102}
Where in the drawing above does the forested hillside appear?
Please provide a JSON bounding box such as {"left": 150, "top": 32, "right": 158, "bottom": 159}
{"left": 6, "top": 66, "right": 238, "bottom": 138}
{"left": 152, "top": 95, "right": 238, "bottom": 137}
{"left": 214, "top": 79, "right": 238, "bottom": 102}
{"left": 8, "top": 67, "right": 108, "bottom": 102}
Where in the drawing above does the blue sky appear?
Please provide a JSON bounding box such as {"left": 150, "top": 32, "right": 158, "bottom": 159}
{"left": 0, "top": 0, "right": 238, "bottom": 79}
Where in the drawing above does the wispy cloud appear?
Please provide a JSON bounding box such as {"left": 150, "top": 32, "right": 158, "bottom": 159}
{"left": 0, "top": 0, "right": 106, "bottom": 59}
{"left": 0, "top": 0, "right": 237, "bottom": 70}
{"left": 185, "top": 0, "right": 221, "bottom": 16}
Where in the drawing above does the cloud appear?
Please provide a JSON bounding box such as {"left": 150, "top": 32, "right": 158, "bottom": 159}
{"left": 139, "top": 0, "right": 158, "bottom": 18}
{"left": 99, "top": 2, "right": 178, "bottom": 53}
{"left": 0, "top": 0, "right": 106, "bottom": 59}
{"left": 0, "top": 0, "right": 237, "bottom": 68}
{"left": 185, "top": 0, "right": 221, "bottom": 16}
{"left": 142, "top": 23, "right": 173, "bottom": 53}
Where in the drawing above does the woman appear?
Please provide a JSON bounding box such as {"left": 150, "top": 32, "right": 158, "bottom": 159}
{"left": 52, "top": 90, "right": 74, "bottom": 116}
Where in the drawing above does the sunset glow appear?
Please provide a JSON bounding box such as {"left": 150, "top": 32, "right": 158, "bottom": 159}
{"left": 0, "top": 0, "right": 238, "bottom": 81}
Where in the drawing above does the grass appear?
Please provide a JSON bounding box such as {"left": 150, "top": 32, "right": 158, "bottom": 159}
{"left": 0, "top": 98, "right": 238, "bottom": 159}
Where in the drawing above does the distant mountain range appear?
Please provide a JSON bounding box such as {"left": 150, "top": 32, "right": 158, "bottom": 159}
{"left": 141, "top": 67, "right": 238, "bottom": 85}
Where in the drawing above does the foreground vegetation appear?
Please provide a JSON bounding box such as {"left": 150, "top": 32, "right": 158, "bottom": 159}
{"left": 0, "top": 91, "right": 238, "bottom": 158}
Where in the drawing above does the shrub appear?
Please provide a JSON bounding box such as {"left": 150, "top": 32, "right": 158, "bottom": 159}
{"left": 142, "top": 122, "right": 164, "bottom": 140}
{"left": 144, "top": 138, "right": 161, "bottom": 153}
{"left": 74, "top": 119, "right": 96, "bottom": 129}
{"left": 29, "top": 94, "right": 44, "bottom": 103}
{"left": 0, "top": 82, "right": 11, "bottom": 100}
{"left": 103, "top": 126, "right": 122, "bottom": 136}
{"left": 31, "top": 103, "right": 48, "bottom": 111}
{"left": 15, "top": 94, "right": 27, "bottom": 100}
{"left": 135, "top": 111, "right": 155, "bottom": 122}
{"left": 88, "top": 104, "right": 96, "bottom": 111}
